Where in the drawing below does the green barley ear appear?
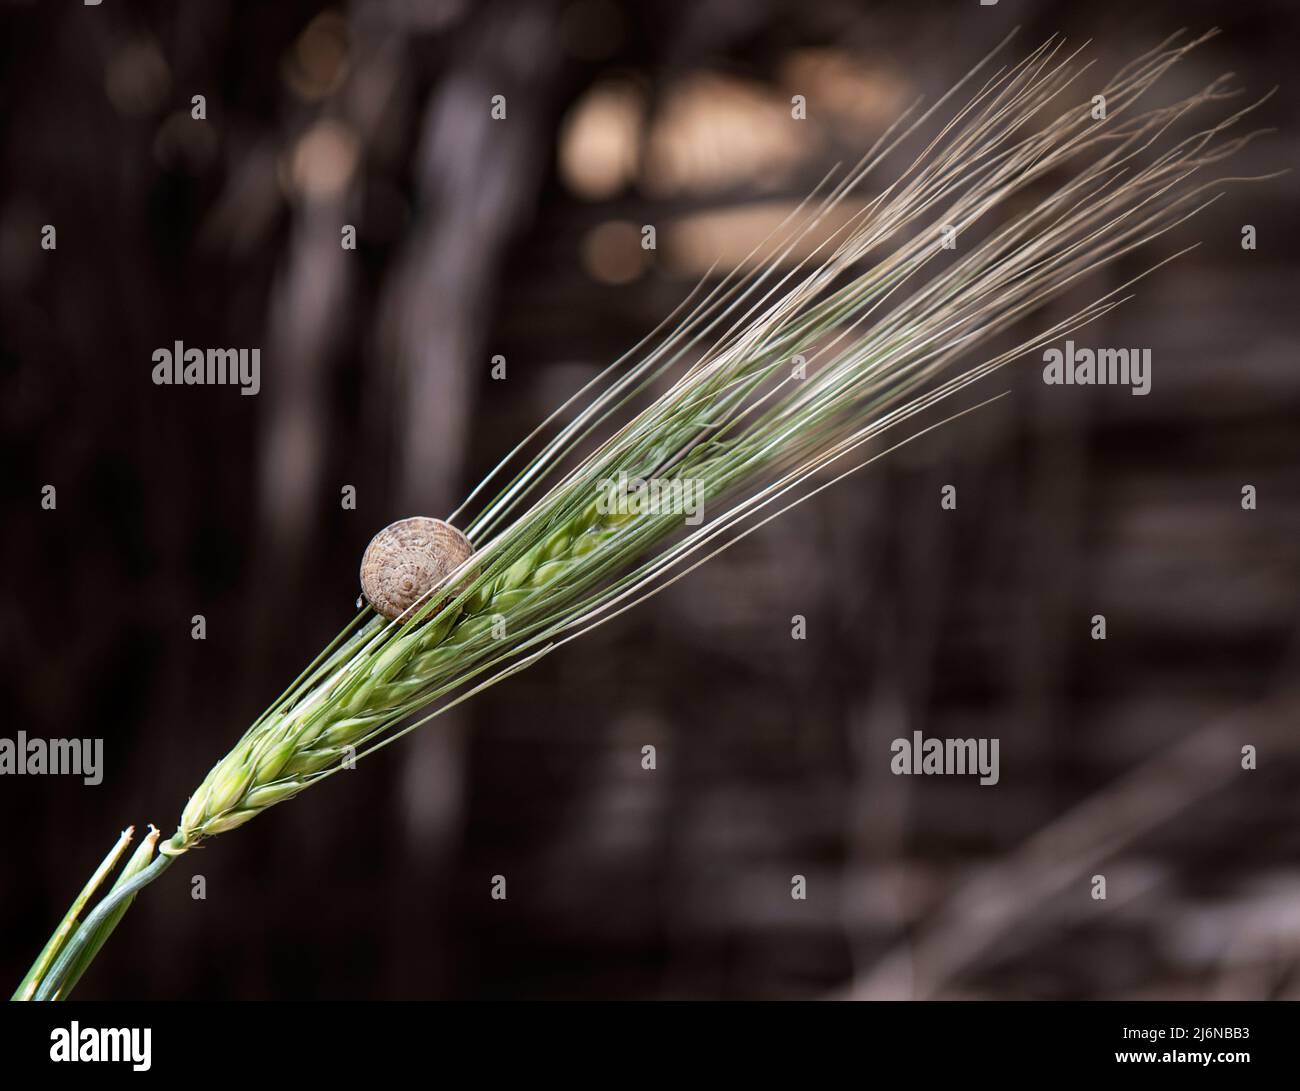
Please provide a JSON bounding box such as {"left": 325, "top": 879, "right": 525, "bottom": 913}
{"left": 165, "top": 31, "right": 1273, "bottom": 861}
{"left": 20, "top": 30, "right": 1278, "bottom": 1000}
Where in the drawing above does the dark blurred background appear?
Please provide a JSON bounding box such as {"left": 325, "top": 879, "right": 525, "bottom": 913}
{"left": 1, "top": 0, "right": 1298, "bottom": 999}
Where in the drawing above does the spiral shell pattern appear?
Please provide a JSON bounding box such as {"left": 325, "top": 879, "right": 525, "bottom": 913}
{"left": 359, "top": 516, "right": 475, "bottom": 621}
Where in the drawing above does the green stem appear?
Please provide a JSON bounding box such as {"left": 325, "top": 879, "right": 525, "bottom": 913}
{"left": 11, "top": 828, "right": 134, "bottom": 1001}
{"left": 29, "top": 852, "right": 174, "bottom": 1002}
{"left": 52, "top": 827, "right": 163, "bottom": 1000}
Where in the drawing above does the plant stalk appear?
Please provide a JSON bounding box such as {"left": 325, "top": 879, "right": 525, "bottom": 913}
{"left": 19, "top": 851, "right": 173, "bottom": 1002}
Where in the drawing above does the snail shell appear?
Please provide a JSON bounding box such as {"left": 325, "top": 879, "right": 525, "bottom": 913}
{"left": 359, "top": 516, "right": 475, "bottom": 622}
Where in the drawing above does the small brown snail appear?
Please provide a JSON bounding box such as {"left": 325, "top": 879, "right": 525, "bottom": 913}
{"left": 358, "top": 516, "right": 475, "bottom": 621}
